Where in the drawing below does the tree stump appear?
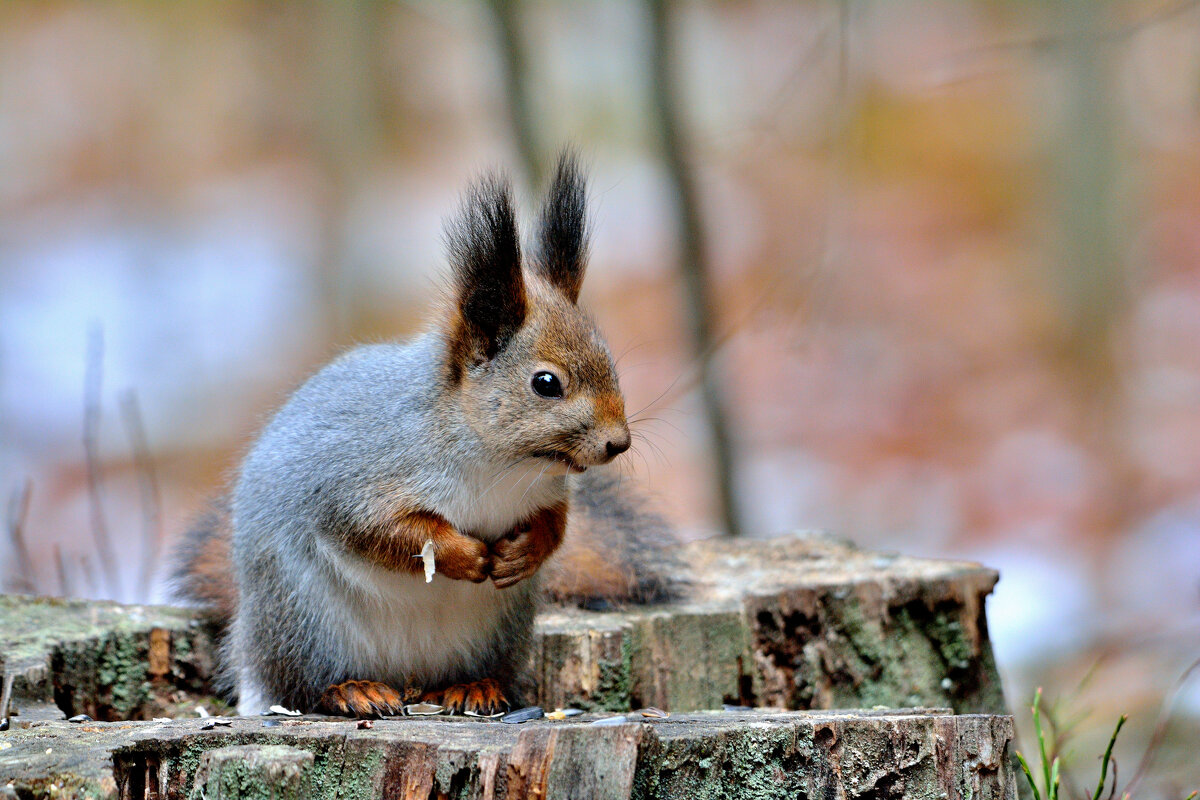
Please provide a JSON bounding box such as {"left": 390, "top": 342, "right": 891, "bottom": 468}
{"left": 1, "top": 532, "right": 1006, "bottom": 724}
{"left": 2, "top": 709, "right": 1017, "bottom": 799}
{"left": 1, "top": 531, "right": 1014, "bottom": 798}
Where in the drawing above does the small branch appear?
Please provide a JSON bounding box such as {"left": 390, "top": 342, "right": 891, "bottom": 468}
{"left": 79, "top": 553, "right": 99, "bottom": 599}
{"left": 4, "top": 478, "right": 35, "bottom": 594}
{"left": 119, "top": 389, "right": 163, "bottom": 599}
{"left": 1123, "top": 654, "right": 1200, "bottom": 796}
{"left": 934, "top": 0, "right": 1200, "bottom": 82}
{"left": 53, "top": 543, "right": 73, "bottom": 598}
{"left": 0, "top": 672, "right": 13, "bottom": 724}
{"left": 83, "top": 323, "right": 121, "bottom": 598}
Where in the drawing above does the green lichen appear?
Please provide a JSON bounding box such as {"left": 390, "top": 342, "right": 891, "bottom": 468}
{"left": 926, "top": 610, "right": 973, "bottom": 672}
{"left": 635, "top": 725, "right": 808, "bottom": 800}
{"left": 589, "top": 631, "right": 635, "bottom": 711}
{"left": 318, "top": 744, "right": 382, "bottom": 800}
{"left": 97, "top": 633, "right": 151, "bottom": 717}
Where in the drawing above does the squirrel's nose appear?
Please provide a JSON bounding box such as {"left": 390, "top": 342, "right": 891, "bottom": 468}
{"left": 605, "top": 435, "right": 631, "bottom": 459}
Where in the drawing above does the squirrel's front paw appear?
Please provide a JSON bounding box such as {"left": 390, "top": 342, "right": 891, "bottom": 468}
{"left": 422, "top": 678, "right": 509, "bottom": 716}
{"left": 318, "top": 680, "right": 405, "bottom": 717}
{"left": 490, "top": 526, "right": 553, "bottom": 588}
{"left": 432, "top": 531, "right": 492, "bottom": 583}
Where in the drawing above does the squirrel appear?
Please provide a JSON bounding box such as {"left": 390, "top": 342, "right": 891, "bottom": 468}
{"left": 170, "top": 152, "right": 678, "bottom": 718}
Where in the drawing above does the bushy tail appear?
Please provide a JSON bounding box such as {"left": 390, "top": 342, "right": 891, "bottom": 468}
{"left": 541, "top": 467, "right": 683, "bottom": 609}
{"left": 168, "top": 497, "right": 238, "bottom": 629}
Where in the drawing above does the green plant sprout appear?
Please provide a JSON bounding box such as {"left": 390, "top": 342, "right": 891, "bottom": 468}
{"left": 1016, "top": 688, "right": 1197, "bottom": 800}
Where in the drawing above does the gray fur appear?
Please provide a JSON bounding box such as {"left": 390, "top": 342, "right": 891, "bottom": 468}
{"left": 228, "top": 334, "right": 548, "bottom": 712}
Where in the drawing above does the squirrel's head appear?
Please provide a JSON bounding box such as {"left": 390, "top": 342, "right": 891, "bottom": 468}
{"left": 443, "top": 152, "right": 629, "bottom": 474}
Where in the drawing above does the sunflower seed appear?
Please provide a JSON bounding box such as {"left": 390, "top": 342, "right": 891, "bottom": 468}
{"left": 590, "top": 715, "right": 628, "bottom": 727}
{"left": 464, "top": 709, "right": 505, "bottom": 719}
{"left": 268, "top": 705, "right": 301, "bottom": 716}
{"left": 404, "top": 703, "right": 445, "bottom": 716}
{"left": 67, "top": 714, "right": 93, "bottom": 723}
{"left": 500, "top": 706, "right": 543, "bottom": 724}
{"left": 640, "top": 707, "right": 669, "bottom": 719}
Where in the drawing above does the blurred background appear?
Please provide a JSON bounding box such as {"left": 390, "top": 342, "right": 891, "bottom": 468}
{"left": 2, "top": 0, "right": 1198, "bottom": 794}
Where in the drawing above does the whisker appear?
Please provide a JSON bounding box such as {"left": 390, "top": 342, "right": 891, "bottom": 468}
{"left": 625, "top": 371, "right": 686, "bottom": 421}
{"left": 517, "top": 461, "right": 553, "bottom": 506}
{"left": 630, "top": 416, "right": 684, "bottom": 437}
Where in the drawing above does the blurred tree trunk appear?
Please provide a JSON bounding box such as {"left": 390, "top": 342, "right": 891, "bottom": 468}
{"left": 489, "top": 0, "right": 545, "bottom": 189}
{"left": 645, "top": 0, "right": 744, "bottom": 537}
{"left": 309, "top": 0, "right": 387, "bottom": 347}
{"left": 1046, "top": 1, "right": 1137, "bottom": 553}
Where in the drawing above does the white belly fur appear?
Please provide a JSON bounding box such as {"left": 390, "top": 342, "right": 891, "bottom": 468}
{"left": 323, "top": 544, "right": 532, "bottom": 684}
{"left": 236, "top": 457, "right": 562, "bottom": 714}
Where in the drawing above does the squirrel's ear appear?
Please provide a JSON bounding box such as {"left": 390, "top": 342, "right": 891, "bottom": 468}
{"left": 446, "top": 174, "right": 527, "bottom": 365}
{"left": 534, "top": 150, "right": 589, "bottom": 303}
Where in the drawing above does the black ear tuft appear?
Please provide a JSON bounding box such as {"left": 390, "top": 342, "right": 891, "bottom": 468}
{"left": 534, "top": 150, "right": 589, "bottom": 303}
{"left": 446, "top": 173, "right": 526, "bottom": 364}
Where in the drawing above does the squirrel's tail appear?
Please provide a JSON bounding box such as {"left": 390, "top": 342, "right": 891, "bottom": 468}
{"left": 541, "top": 467, "right": 683, "bottom": 609}
{"left": 168, "top": 496, "right": 238, "bottom": 630}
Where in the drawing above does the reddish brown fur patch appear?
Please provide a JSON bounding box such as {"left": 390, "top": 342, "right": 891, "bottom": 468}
{"left": 594, "top": 392, "right": 626, "bottom": 425}
{"left": 171, "top": 499, "right": 238, "bottom": 623}
{"left": 490, "top": 502, "right": 567, "bottom": 588}
{"left": 541, "top": 520, "right": 640, "bottom": 602}
{"left": 337, "top": 505, "right": 492, "bottom": 583}
{"left": 319, "top": 680, "right": 405, "bottom": 717}
{"left": 423, "top": 678, "right": 508, "bottom": 715}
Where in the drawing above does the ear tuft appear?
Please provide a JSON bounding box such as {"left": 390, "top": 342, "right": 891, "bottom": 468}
{"left": 534, "top": 150, "right": 589, "bottom": 303}
{"left": 446, "top": 173, "right": 526, "bottom": 365}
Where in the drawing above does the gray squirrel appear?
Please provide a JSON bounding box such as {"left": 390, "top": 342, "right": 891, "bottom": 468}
{"left": 171, "top": 152, "right": 677, "bottom": 717}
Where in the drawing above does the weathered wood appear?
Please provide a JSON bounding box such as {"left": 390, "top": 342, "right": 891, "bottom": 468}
{"left": 0, "top": 595, "right": 219, "bottom": 723}
{"left": 1, "top": 532, "right": 1006, "bottom": 723}
{"left": 534, "top": 531, "right": 1006, "bottom": 714}
{"left": 1, "top": 709, "right": 1017, "bottom": 800}
{"left": 189, "top": 745, "right": 314, "bottom": 800}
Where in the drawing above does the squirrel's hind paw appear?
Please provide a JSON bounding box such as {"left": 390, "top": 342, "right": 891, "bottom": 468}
{"left": 318, "top": 680, "right": 405, "bottom": 718}
{"left": 423, "top": 678, "right": 509, "bottom": 716}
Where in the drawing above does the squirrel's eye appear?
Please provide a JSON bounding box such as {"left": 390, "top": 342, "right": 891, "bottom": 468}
{"left": 531, "top": 371, "right": 563, "bottom": 398}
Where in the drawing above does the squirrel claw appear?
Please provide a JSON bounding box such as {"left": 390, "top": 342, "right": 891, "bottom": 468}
{"left": 318, "top": 680, "right": 405, "bottom": 718}
{"left": 422, "top": 678, "right": 509, "bottom": 716}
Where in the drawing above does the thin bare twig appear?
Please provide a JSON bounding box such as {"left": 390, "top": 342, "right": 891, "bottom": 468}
{"left": 0, "top": 672, "right": 14, "bottom": 724}
{"left": 78, "top": 553, "right": 99, "bottom": 599}
{"left": 1123, "top": 654, "right": 1200, "bottom": 796}
{"left": 119, "top": 389, "right": 163, "bottom": 598}
{"left": 53, "top": 543, "right": 72, "bottom": 598}
{"left": 4, "top": 478, "right": 35, "bottom": 594}
{"left": 935, "top": 0, "right": 1200, "bottom": 81}
{"left": 83, "top": 323, "right": 121, "bottom": 599}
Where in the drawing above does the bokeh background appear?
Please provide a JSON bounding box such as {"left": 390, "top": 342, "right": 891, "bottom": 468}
{"left": 2, "top": 1, "right": 1199, "bottom": 794}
